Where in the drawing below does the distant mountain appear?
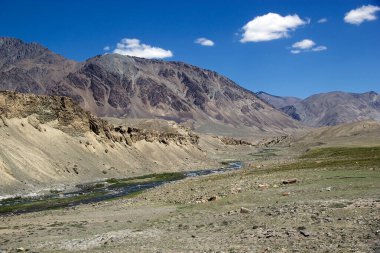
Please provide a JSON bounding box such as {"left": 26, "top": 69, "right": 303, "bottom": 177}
{"left": 257, "top": 91, "right": 380, "bottom": 127}
{"left": 0, "top": 37, "right": 300, "bottom": 133}
{"left": 256, "top": 91, "right": 301, "bottom": 109}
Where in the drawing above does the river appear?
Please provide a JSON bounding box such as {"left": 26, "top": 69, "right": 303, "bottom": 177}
{"left": 0, "top": 162, "right": 242, "bottom": 215}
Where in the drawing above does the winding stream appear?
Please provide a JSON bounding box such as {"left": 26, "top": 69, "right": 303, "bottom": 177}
{"left": 0, "top": 162, "right": 242, "bottom": 215}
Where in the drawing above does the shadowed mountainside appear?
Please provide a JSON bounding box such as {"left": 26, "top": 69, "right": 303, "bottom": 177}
{"left": 0, "top": 37, "right": 299, "bottom": 133}
{"left": 0, "top": 37, "right": 78, "bottom": 94}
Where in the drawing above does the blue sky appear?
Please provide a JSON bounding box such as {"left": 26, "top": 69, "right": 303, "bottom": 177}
{"left": 0, "top": 0, "right": 379, "bottom": 98}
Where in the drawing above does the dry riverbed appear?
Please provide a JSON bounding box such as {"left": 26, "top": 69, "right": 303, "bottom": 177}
{"left": 0, "top": 146, "right": 379, "bottom": 253}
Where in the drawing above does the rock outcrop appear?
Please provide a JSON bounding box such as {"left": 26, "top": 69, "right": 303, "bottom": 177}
{"left": 219, "top": 136, "right": 252, "bottom": 146}
{"left": 0, "top": 91, "right": 211, "bottom": 196}
{"left": 0, "top": 91, "right": 199, "bottom": 146}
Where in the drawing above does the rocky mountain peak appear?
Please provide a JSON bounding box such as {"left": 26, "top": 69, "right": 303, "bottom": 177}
{"left": 0, "top": 38, "right": 300, "bottom": 133}
{"left": 0, "top": 37, "right": 66, "bottom": 67}
{"left": 0, "top": 37, "right": 78, "bottom": 95}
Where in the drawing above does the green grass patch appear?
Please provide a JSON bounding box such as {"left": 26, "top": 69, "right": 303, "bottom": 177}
{"left": 0, "top": 171, "right": 186, "bottom": 215}
{"left": 0, "top": 196, "right": 22, "bottom": 205}
{"left": 299, "top": 146, "right": 380, "bottom": 168}
{"left": 329, "top": 202, "right": 350, "bottom": 208}
{"left": 248, "top": 148, "right": 278, "bottom": 160}
{"left": 251, "top": 146, "right": 380, "bottom": 175}
{"left": 93, "top": 183, "right": 105, "bottom": 188}
{"left": 106, "top": 172, "right": 186, "bottom": 189}
{"left": 302, "top": 146, "right": 380, "bottom": 159}
{"left": 220, "top": 160, "right": 240, "bottom": 165}
{"left": 0, "top": 191, "right": 104, "bottom": 215}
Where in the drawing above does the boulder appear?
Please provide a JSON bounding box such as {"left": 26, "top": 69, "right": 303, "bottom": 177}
{"left": 27, "top": 115, "right": 42, "bottom": 132}
{"left": 258, "top": 183, "right": 270, "bottom": 190}
{"left": 282, "top": 179, "right": 297, "bottom": 184}
{"left": 240, "top": 207, "right": 251, "bottom": 213}
{"left": 208, "top": 196, "right": 220, "bottom": 202}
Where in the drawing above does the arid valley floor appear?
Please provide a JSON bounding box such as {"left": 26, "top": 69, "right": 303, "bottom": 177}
{"left": 1, "top": 123, "right": 379, "bottom": 253}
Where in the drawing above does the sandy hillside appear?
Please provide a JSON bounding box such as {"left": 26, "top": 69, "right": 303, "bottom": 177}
{"left": 0, "top": 91, "right": 217, "bottom": 196}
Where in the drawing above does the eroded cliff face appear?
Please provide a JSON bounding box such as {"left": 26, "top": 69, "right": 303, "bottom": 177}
{"left": 0, "top": 91, "right": 199, "bottom": 146}
{"left": 0, "top": 91, "right": 208, "bottom": 196}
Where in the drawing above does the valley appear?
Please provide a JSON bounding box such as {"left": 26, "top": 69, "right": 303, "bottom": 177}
{"left": 1, "top": 90, "right": 379, "bottom": 252}
{"left": 1, "top": 143, "right": 379, "bottom": 252}
{"left": 0, "top": 36, "right": 379, "bottom": 253}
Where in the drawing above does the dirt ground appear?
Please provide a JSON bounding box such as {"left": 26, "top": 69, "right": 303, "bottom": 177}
{"left": 0, "top": 141, "right": 379, "bottom": 253}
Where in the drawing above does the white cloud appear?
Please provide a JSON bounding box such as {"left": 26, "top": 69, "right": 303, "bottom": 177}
{"left": 318, "top": 18, "right": 328, "bottom": 23}
{"left": 195, "top": 38, "right": 215, "bottom": 46}
{"left": 292, "top": 39, "right": 315, "bottom": 49}
{"left": 112, "top": 38, "right": 173, "bottom": 59}
{"left": 290, "top": 39, "right": 327, "bottom": 54}
{"left": 240, "top": 13, "right": 306, "bottom": 42}
{"left": 344, "top": 5, "right": 380, "bottom": 25}
{"left": 312, "top": 45, "right": 327, "bottom": 52}
{"left": 291, "top": 50, "right": 301, "bottom": 54}
{"left": 103, "top": 46, "right": 110, "bottom": 51}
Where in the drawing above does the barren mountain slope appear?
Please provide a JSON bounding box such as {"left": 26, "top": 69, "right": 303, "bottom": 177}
{"left": 294, "top": 91, "right": 380, "bottom": 126}
{"left": 256, "top": 91, "right": 301, "bottom": 109}
{"left": 0, "top": 91, "right": 213, "bottom": 196}
{"left": 295, "top": 120, "right": 380, "bottom": 147}
{"left": 0, "top": 37, "right": 300, "bottom": 133}
{"left": 0, "top": 37, "right": 78, "bottom": 94}
{"left": 258, "top": 91, "right": 380, "bottom": 127}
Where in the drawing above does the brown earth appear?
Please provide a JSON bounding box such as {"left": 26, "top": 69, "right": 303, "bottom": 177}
{"left": 0, "top": 138, "right": 379, "bottom": 253}
{"left": 0, "top": 91, "right": 215, "bottom": 196}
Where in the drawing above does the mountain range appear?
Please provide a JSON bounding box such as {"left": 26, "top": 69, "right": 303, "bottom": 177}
{"left": 0, "top": 37, "right": 298, "bottom": 133}
{"left": 257, "top": 91, "right": 380, "bottom": 127}
{"left": 1, "top": 37, "right": 379, "bottom": 130}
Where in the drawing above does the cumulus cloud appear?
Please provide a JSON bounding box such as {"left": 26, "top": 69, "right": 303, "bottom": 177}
{"left": 290, "top": 39, "right": 327, "bottom": 54}
{"left": 103, "top": 46, "right": 110, "bottom": 51}
{"left": 112, "top": 38, "right": 173, "bottom": 59}
{"left": 292, "top": 39, "right": 315, "bottom": 49}
{"left": 344, "top": 5, "right": 380, "bottom": 25}
{"left": 240, "top": 13, "right": 306, "bottom": 42}
{"left": 195, "top": 38, "right": 215, "bottom": 46}
{"left": 318, "top": 18, "right": 328, "bottom": 23}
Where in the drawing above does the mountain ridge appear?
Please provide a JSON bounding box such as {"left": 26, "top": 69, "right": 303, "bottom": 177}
{"left": 0, "top": 37, "right": 300, "bottom": 133}
{"left": 257, "top": 91, "right": 380, "bottom": 127}
{"left": 255, "top": 91, "right": 302, "bottom": 109}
